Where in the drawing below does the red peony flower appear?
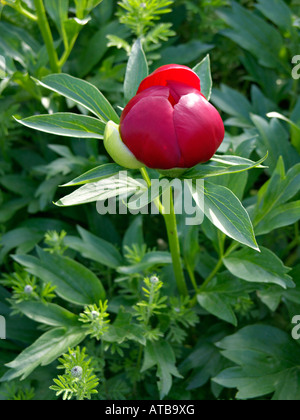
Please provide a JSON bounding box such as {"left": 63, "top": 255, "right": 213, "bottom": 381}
{"left": 105, "top": 64, "right": 225, "bottom": 171}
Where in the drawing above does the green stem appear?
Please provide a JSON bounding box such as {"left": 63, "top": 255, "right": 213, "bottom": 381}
{"left": 163, "top": 193, "right": 189, "bottom": 296}
{"left": 17, "top": 4, "right": 37, "bottom": 20}
{"left": 195, "top": 242, "right": 239, "bottom": 301}
{"left": 186, "top": 262, "right": 198, "bottom": 293}
{"left": 33, "top": 0, "right": 60, "bottom": 73}
{"left": 2, "top": 1, "right": 38, "bottom": 20}
{"left": 140, "top": 168, "right": 188, "bottom": 297}
{"left": 199, "top": 258, "right": 224, "bottom": 291}
{"left": 59, "top": 34, "right": 79, "bottom": 68}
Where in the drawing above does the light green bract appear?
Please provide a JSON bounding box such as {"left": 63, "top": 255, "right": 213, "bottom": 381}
{"left": 104, "top": 121, "right": 144, "bottom": 170}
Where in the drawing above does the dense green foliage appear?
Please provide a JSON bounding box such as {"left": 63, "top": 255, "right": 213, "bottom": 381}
{"left": 0, "top": 0, "right": 300, "bottom": 401}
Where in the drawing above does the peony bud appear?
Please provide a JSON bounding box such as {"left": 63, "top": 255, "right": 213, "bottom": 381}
{"left": 104, "top": 64, "right": 225, "bottom": 171}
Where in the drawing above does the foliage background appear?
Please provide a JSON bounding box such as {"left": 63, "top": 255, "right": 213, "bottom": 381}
{"left": 0, "top": 0, "right": 299, "bottom": 400}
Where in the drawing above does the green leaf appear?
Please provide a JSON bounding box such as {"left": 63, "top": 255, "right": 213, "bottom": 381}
{"left": 255, "top": 0, "right": 293, "bottom": 33}
{"left": 197, "top": 293, "right": 237, "bottom": 326}
{"left": 141, "top": 340, "right": 182, "bottom": 399}
{"left": 256, "top": 201, "right": 300, "bottom": 236}
{"left": 78, "top": 21, "right": 129, "bottom": 77}
{"left": 197, "top": 274, "right": 254, "bottom": 326}
{"left": 189, "top": 181, "right": 259, "bottom": 251}
{"left": 183, "top": 154, "right": 267, "bottom": 180}
{"left": 62, "top": 163, "right": 124, "bottom": 187}
{"left": 56, "top": 174, "right": 144, "bottom": 206}
{"left": 1, "top": 327, "right": 86, "bottom": 382}
{"left": 180, "top": 326, "right": 229, "bottom": 391}
{"left": 44, "top": 0, "right": 69, "bottom": 35}
{"left": 124, "top": 39, "right": 148, "bottom": 103}
{"left": 193, "top": 54, "right": 212, "bottom": 101}
{"left": 217, "top": 2, "right": 286, "bottom": 71}
{"left": 36, "top": 73, "right": 119, "bottom": 123}
{"left": 13, "top": 248, "right": 105, "bottom": 306}
{"left": 213, "top": 325, "right": 300, "bottom": 400}
{"left": 252, "top": 115, "right": 300, "bottom": 173}
{"left": 0, "top": 228, "right": 44, "bottom": 264}
{"left": 267, "top": 112, "right": 300, "bottom": 154}
{"left": 16, "top": 113, "right": 105, "bottom": 139}
{"left": 224, "top": 247, "right": 294, "bottom": 289}
{"left": 102, "top": 310, "right": 145, "bottom": 346}
{"left": 16, "top": 301, "right": 79, "bottom": 328}
{"left": 254, "top": 158, "right": 300, "bottom": 231}
{"left": 212, "top": 84, "right": 253, "bottom": 127}
{"left": 65, "top": 226, "right": 123, "bottom": 269}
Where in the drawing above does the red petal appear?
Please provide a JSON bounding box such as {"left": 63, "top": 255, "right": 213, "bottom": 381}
{"left": 137, "top": 65, "right": 201, "bottom": 95}
{"left": 173, "top": 93, "right": 225, "bottom": 167}
{"left": 121, "top": 86, "right": 170, "bottom": 123}
{"left": 120, "top": 94, "right": 181, "bottom": 169}
{"left": 166, "top": 80, "right": 201, "bottom": 105}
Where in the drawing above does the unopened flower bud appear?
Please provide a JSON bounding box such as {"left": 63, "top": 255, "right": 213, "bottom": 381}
{"left": 91, "top": 311, "right": 99, "bottom": 319}
{"left": 24, "top": 285, "right": 33, "bottom": 295}
{"left": 150, "top": 276, "right": 159, "bottom": 284}
{"left": 71, "top": 366, "right": 83, "bottom": 378}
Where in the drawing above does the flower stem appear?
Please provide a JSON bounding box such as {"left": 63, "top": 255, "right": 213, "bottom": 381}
{"left": 33, "top": 0, "right": 60, "bottom": 73}
{"left": 140, "top": 168, "right": 188, "bottom": 297}
{"left": 163, "top": 193, "right": 189, "bottom": 296}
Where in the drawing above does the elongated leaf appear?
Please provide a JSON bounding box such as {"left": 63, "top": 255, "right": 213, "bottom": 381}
{"left": 0, "top": 227, "right": 44, "bottom": 263}
{"left": 65, "top": 226, "right": 123, "bottom": 269}
{"left": 16, "top": 301, "right": 79, "bottom": 328}
{"left": 255, "top": 0, "right": 293, "bottom": 32}
{"left": 62, "top": 163, "right": 124, "bottom": 186}
{"left": 252, "top": 115, "right": 300, "bottom": 173}
{"left": 1, "top": 327, "right": 86, "bottom": 381}
{"left": 267, "top": 112, "right": 300, "bottom": 154}
{"left": 256, "top": 201, "right": 300, "bottom": 236}
{"left": 13, "top": 248, "right": 105, "bottom": 306}
{"left": 124, "top": 39, "right": 148, "bottom": 103}
{"left": 56, "top": 174, "right": 145, "bottom": 206}
{"left": 189, "top": 181, "right": 259, "bottom": 250}
{"left": 212, "top": 84, "right": 253, "bottom": 127}
{"left": 16, "top": 113, "right": 105, "bottom": 139}
{"left": 183, "top": 154, "right": 267, "bottom": 180}
{"left": 217, "top": 1, "right": 286, "bottom": 71}
{"left": 193, "top": 54, "right": 212, "bottom": 101}
{"left": 36, "top": 73, "right": 119, "bottom": 123}
{"left": 224, "top": 247, "right": 294, "bottom": 289}
{"left": 254, "top": 158, "right": 300, "bottom": 228}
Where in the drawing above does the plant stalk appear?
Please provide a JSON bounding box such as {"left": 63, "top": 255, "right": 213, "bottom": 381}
{"left": 33, "top": 0, "right": 60, "bottom": 73}
{"left": 140, "top": 168, "right": 188, "bottom": 297}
